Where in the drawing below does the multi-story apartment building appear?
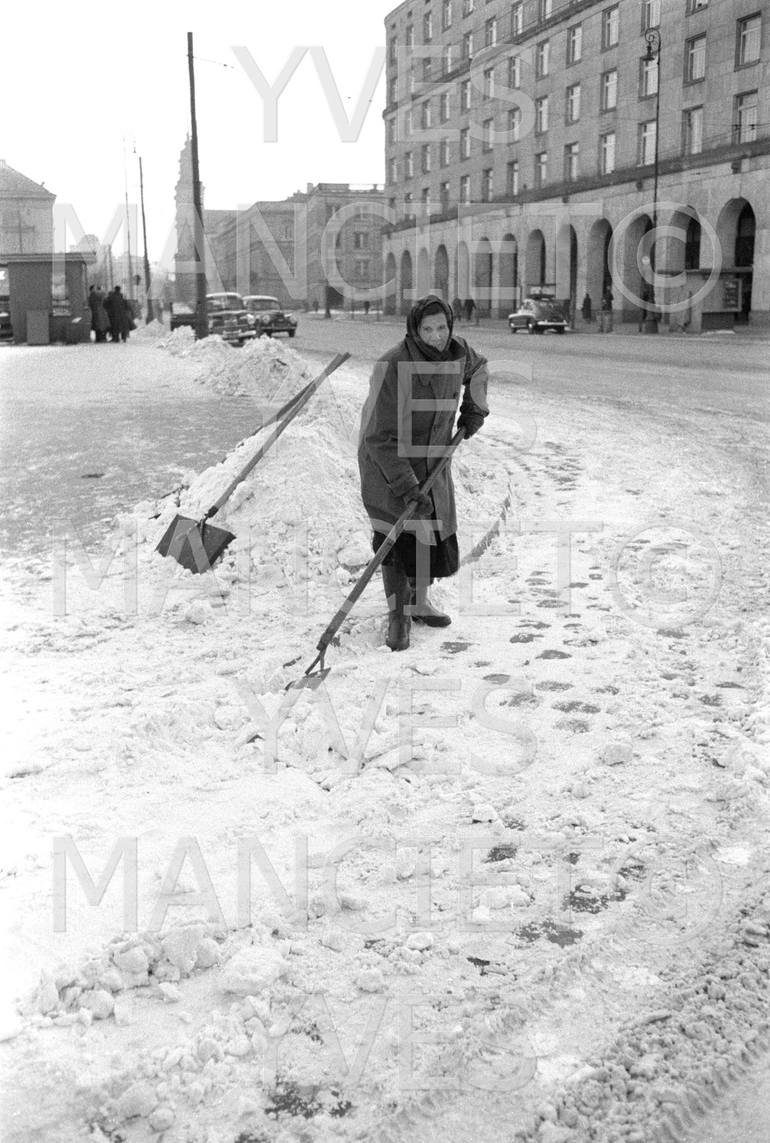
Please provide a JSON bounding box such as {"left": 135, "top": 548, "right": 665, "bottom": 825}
{"left": 382, "top": 0, "right": 768, "bottom": 328}
{"left": 175, "top": 139, "right": 385, "bottom": 311}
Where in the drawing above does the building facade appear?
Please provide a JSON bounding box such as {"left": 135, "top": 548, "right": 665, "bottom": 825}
{"left": 0, "top": 160, "right": 55, "bottom": 257}
{"left": 382, "top": 0, "right": 768, "bottom": 327}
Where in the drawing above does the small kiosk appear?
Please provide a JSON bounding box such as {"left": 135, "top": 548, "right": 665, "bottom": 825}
{"left": 3, "top": 252, "right": 93, "bottom": 344}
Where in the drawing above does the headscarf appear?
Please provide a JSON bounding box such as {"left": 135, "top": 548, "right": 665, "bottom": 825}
{"left": 406, "top": 294, "right": 455, "bottom": 361}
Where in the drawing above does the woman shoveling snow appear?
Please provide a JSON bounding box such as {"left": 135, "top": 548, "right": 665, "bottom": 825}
{"left": 358, "top": 294, "right": 489, "bottom": 651}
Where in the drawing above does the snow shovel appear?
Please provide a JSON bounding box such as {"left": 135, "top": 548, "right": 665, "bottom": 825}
{"left": 156, "top": 351, "right": 350, "bottom": 573}
{"left": 289, "top": 429, "right": 466, "bottom": 689}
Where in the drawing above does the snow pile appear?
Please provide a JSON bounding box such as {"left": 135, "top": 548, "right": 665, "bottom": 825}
{"left": 131, "top": 320, "right": 167, "bottom": 342}
{"left": 155, "top": 327, "right": 312, "bottom": 400}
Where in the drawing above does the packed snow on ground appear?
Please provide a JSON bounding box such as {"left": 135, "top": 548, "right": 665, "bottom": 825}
{"left": 1, "top": 331, "right": 769, "bottom": 1143}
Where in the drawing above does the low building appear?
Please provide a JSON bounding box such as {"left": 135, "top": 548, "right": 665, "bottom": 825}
{"left": 0, "top": 160, "right": 55, "bottom": 257}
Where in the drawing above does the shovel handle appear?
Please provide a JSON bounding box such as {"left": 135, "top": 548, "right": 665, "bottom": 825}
{"left": 315, "top": 429, "right": 466, "bottom": 656}
{"left": 206, "top": 351, "right": 350, "bottom": 518}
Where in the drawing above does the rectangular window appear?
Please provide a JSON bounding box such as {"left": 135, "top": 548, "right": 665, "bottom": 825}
{"left": 406, "top": 24, "right": 414, "bottom": 48}
{"left": 640, "top": 54, "right": 659, "bottom": 97}
{"left": 535, "top": 94, "right": 549, "bottom": 133}
{"left": 353, "top": 231, "right": 369, "bottom": 250}
{"left": 387, "top": 118, "right": 397, "bottom": 144}
{"left": 483, "top": 67, "right": 495, "bottom": 98}
{"left": 639, "top": 119, "right": 657, "bottom": 164}
{"left": 440, "top": 181, "right": 450, "bottom": 211}
{"left": 485, "top": 17, "right": 497, "bottom": 46}
{"left": 687, "top": 0, "right": 708, "bottom": 12}
{"left": 404, "top": 191, "right": 413, "bottom": 216}
{"left": 405, "top": 108, "right": 413, "bottom": 136}
{"left": 482, "top": 118, "right": 494, "bottom": 151}
{"left": 737, "top": 14, "right": 761, "bottom": 66}
{"left": 508, "top": 106, "right": 521, "bottom": 140}
{"left": 567, "top": 24, "right": 582, "bottom": 64}
{"left": 421, "top": 187, "right": 430, "bottom": 205}
{"left": 440, "top": 138, "right": 451, "bottom": 165}
{"left": 734, "top": 90, "right": 758, "bottom": 142}
{"left": 508, "top": 55, "right": 521, "bottom": 88}
{"left": 506, "top": 159, "right": 520, "bottom": 195}
{"left": 440, "top": 92, "right": 450, "bottom": 121}
{"left": 443, "top": 0, "right": 453, "bottom": 30}
{"left": 682, "top": 106, "right": 703, "bottom": 154}
{"left": 512, "top": 2, "right": 523, "bottom": 36}
{"left": 481, "top": 168, "right": 493, "bottom": 202}
{"left": 566, "top": 82, "right": 581, "bottom": 122}
{"left": 462, "top": 30, "right": 473, "bottom": 58}
{"left": 421, "top": 143, "right": 432, "bottom": 173}
{"left": 460, "top": 126, "right": 471, "bottom": 158}
{"left": 564, "top": 142, "right": 580, "bottom": 181}
{"left": 422, "top": 57, "right": 432, "bottom": 83}
{"left": 423, "top": 11, "right": 433, "bottom": 41}
{"left": 600, "top": 131, "right": 616, "bottom": 173}
{"left": 389, "top": 38, "right": 398, "bottom": 65}
{"left": 443, "top": 44, "right": 453, "bottom": 74}
{"left": 685, "top": 34, "right": 706, "bottom": 82}
{"left": 535, "top": 151, "right": 548, "bottom": 188}
{"left": 462, "top": 0, "right": 474, "bottom": 15}
{"left": 421, "top": 101, "right": 432, "bottom": 129}
{"left": 388, "top": 76, "right": 397, "bottom": 104}
{"left": 388, "top": 157, "right": 398, "bottom": 183}
{"left": 539, "top": 0, "right": 553, "bottom": 20}
{"left": 536, "top": 40, "right": 550, "bottom": 78}
{"left": 642, "top": 0, "right": 660, "bottom": 29}
{"left": 461, "top": 78, "right": 471, "bottom": 111}
{"left": 602, "top": 5, "right": 620, "bottom": 49}
{"left": 460, "top": 174, "right": 471, "bottom": 204}
{"left": 405, "top": 151, "right": 414, "bottom": 178}
{"left": 355, "top": 260, "right": 369, "bottom": 278}
{"left": 601, "top": 69, "right": 618, "bottom": 110}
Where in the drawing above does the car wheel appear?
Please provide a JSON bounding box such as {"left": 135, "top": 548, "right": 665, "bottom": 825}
{"left": 289, "top": 330, "right": 296, "bottom": 338}
{"left": 509, "top": 325, "right": 517, "bottom": 334}
{"left": 527, "top": 321, "right": 536, "bottom": 334}
{"left": 556, "top": 326, "right": 565, "bottom": 334}
{"left": 535, "top": 326, "right": 544, "bottom": 334}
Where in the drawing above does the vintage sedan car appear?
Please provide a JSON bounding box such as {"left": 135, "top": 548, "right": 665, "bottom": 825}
{"left": 243, "top": 295, "right": 298, "bottom": 338}
{"left": 206, "top": 293, "right": 257, "bottom": 345}
{"left": 169, "top": 302, "right": 196, "bottom": 332}
{"left": 508, "top": 297, "right": 568, "bottom": 334}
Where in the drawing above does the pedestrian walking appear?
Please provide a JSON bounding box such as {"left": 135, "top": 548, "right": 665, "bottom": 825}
{"left": 88, "top": 285, "right": 110, "bottom": 342}
{"left": 637, "top": 285, "right": 652, "bottom": 332}
{"left": 600, "top": 287, "right": 614, "bottom": 333}
{"left": 464, "top": 297, "right": 476, "bottom": 323}
{"left": 452, "top": 297, "right": 463, "bottom": 323}
{"left": 581, "top": 292, "right": 592, "bottom": 324}
{"left": 105, "top": 286, "right": 132, "bottom": 342}
{"left": 358, "top": 294, "right": 489, "bottom": 652}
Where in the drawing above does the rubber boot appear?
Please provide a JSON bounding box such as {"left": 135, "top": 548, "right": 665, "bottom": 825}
{"left": 409, "top": 578, "right": 451, "bottom": 627}
{"left": 382, "top": 564, "right": 411, "bottom": 651}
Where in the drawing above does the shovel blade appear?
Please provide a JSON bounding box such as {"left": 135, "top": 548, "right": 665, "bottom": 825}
{"left": 156, "top": 515, "right": 236, "bottom": 574}
{"left": 286, "top": 667, "right": 331, "bottom": 692}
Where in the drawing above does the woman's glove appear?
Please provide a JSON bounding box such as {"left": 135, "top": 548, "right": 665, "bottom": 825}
{"left": 457, "top": 411, "right": 485, "bottom": 438}
{"left": 404, "top": 488, "right": 433, "bottom": 518}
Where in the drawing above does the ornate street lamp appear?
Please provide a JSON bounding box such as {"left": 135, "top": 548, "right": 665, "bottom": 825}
{"left": 644, "top": 28, "right": 661, "bottom": 333}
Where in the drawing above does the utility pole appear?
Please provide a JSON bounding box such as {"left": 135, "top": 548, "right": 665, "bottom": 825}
{"left": 138, "top": 155, "right": 154, "bottom": 323}
{"left": 187, "top": 32, "right": 208, "bottom": 339}
{"left": 123, "top": 139, "right": 134, "bottom": 301}
{"left": 644, "top": 27, "right": 662, "bottom": 333}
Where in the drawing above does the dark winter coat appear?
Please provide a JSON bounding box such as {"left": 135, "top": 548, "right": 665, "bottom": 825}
{"left": 358, "top": 295, "right": 489, "bottom": 543}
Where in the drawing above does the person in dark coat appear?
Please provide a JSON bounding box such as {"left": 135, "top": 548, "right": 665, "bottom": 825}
{"left": 580, "top": 292, "right": 592, "bottom": 323}
{"left": 464, "top": 297, "right": 476, "bottom": 323}
{"left": 88, "top": 286, "right": 110, "bottom": 342}
{"left": 452, "top": 297, "right": 463, "bottom": 323}
{"left": 105, "top": 286, "right": 132, "bottom": 342}
{"left": 358, "top": 294, "right": 489, "bottom": 651}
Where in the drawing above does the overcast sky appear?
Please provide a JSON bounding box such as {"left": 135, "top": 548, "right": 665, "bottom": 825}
{"left": 3, "top": 1, "right": 394, "bottom": 262}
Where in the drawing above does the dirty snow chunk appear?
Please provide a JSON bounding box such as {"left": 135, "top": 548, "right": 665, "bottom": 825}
{"left": 149, "top": 1106, "right": 175, "bottom": 1133}
{"left": 113, "top": 946, "right": 149, "bottom": 976}
{"left": 117, "top": 1081, "right": 158, "bottom": 1120}
{"left": 599, "top": 741, "right": 634, "bottom": 766}
{"left": 356, "top": 968, "right": 385, "bottom": 992}
{"left": 538, "top": 1124, "right": 573, "bottom": 1143}
{"left": 36, "top": 971, "right": 60, "bottom": 1015}
{"left": 161, "top": 925, "right": 207, "bottom": 975}
{"left": 195, "top": 937, "right": 221, "bottom": 969}
{"left": 471, "top": 802, "right": 499, "bottom": 823}
{"left": 406, "top": 932, "right": 434, "bottom": 951}
{"left": 157, "top": 983, "right": 181, "bottom": 1003}
{"left": 80, "top": 989, "right": 115, "bottom": 1020}
{"left": 220, "top": 946, "right": 288, "bottom": 995}
{"left": 479, "top": 887, "right": 513, "bottom": 911}
{"left": 183, "top": 600, "right": 213, "bottom": 625}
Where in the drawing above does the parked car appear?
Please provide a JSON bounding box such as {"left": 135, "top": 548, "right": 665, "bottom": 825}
{"left": 243, "top": 295, "right": 298, "bottom": 338}
{"left": 206, "top": 293, "right": 257, "bottom": 345}
{"left": 508, "top": 297, "right": 568, "bottom": 334}
{"left": 0, "top": 298, "right": 12, "bottom": 340}
{"left": 169, "top": 302, "right": 196, "bottom": 332}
